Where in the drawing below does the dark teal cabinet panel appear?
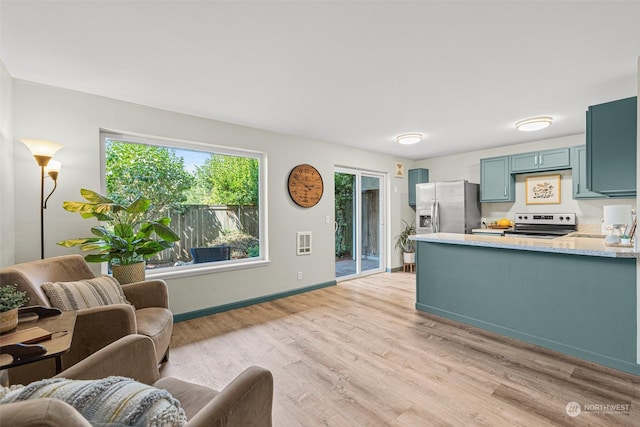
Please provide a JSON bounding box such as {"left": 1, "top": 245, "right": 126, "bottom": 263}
{"left": 415, "top": 241, "right": 639, "bottom": 375}
{"left": 586, "top": 96, "right": 637, "bottom": 197}
{"left": 571, "top": 145, "right": 606, "bottom": 199}
{"left": 480, "top": 156, "right": 514, "bottom": 202}
{"left": 408, "top": 168, "right": 429, "bottom": 207}
{"left": 511, "top": 148, "right": 570, "bottom": 173}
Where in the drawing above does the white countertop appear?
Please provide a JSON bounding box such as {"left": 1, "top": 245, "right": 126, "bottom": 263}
{"left": 410, "top": 232, "right": 640, "bottom": 258}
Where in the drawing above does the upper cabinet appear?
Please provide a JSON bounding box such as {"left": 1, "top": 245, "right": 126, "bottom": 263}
{"left": 480, "top": 156, "right": 515, "bottom": 202}
{"left": 571, "top": 145, "right": 606, "bottom": 199}
{"left": 408, "top": 168, "right": 429, "bottom": 207}
{"left": 586, "top": 96, "right": 637, "bottom": 197}
{"left": 510, "top": 148, "right": 570, "bottom": 173}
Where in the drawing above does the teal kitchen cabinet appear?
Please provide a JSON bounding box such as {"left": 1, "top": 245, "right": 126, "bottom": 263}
{"left": 408, "top": 168, "right": 429, "bottom": 207}
{"left": 586, "top": 96, "right": 637, "bottom": 197}
{"left": 571, "top": 145, "right": 606, "bottom": 199}
{"left": 510, "top": 148, "right": 570, "bottom": 173}
{"left": 480, "top": 156, "right": 514, "bottom": 202}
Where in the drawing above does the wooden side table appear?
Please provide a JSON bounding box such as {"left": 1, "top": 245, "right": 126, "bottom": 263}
{"left": 0, "top": 309, "right": 76, "bottom": 374}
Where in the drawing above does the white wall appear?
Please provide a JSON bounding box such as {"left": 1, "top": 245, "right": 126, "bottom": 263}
{"left": 416, "top": 134, "right": 635, "bottom": 226}
{"left": 0, "top": 61, "right": 15, "bottom": 267}
{"left": 10, "top": 79, "right": 413, "bottom": 315}
{"left": 634, "top": 56, "right": 640, "bottom": 364}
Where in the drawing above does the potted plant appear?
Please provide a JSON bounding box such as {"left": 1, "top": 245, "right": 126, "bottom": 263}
{"left": 58, "top": 189, "right": 180, "bottom": 284}
{"left": 0, "top": 284, "right": 28, "bottom": 333}
{"left": 394, "top": 220, "right": 417, "bottom": 265}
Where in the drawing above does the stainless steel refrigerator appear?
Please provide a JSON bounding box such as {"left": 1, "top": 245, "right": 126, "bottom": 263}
{"left": 415, "top": 180, "right": 480, "bottom": 234}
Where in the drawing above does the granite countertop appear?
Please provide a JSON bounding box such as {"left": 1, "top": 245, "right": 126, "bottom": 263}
{"left": 410, "top": 232, "right": 640, "bottom": 258}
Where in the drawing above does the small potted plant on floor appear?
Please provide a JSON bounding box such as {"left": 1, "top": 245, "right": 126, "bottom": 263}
{"left": 58, "top": 189, "right": 180, "bottom": 284}
{"left": 394, "top": 220, "right": 417, "bottom": 265}
{"left": 0, "top": 284, "right": 28, "bottom": 333}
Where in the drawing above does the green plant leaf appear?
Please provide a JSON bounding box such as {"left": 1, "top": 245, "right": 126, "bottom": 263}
{"left": 81, "top": 189, "right": 114, "bottom": 204}
{"left": 85, "top": 254, "right": 111, "bottom": 263}
{"left": 152, "top": 222, "right": 180, "bottom": 241}
{"left": 57, "top": 238, "right": 94, "bottom": 247}
{"left": 126, "top": 197, "right": 151, "bottom": 214}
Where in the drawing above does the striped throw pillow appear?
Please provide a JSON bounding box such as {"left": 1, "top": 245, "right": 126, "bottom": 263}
{"left": 42, "top": 276, "right": 131, "bottom": 310}
{"left": 0, "top": 376, "right": 186, "bottom": 426}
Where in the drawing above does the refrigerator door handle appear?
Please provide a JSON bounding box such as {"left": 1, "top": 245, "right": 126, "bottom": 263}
{"left": 430, "top": 200, "right": 436, "bottom": 233}
{"left": 434, "top": 200, "right": 440, "bottom": 233}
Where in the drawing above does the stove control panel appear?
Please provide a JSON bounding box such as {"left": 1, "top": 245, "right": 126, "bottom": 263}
{"left": 514, "top": 213, "right": 576, "bottom": 225}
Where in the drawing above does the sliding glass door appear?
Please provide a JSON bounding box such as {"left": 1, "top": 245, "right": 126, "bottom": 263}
{"left": 335, "top": 168, "right": 384, "bottom": 279}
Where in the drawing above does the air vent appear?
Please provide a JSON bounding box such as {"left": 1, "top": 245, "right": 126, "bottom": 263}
{"left": 297, "top": 231, "right": 312, "bottom": 255}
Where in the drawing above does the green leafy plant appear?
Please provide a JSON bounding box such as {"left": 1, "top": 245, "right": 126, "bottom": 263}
{"left": 0, "top": 284, "right": 28, "bottom": 312}
{"left": 394, "top": 220, "right": 417, "bottom": 253}
{"left": 58, "top": 189, "right": 180, "bottom": 265}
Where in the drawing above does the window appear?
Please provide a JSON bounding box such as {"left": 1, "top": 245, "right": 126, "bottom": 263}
{"left": 100, "top": 131, "right": 266, "bottom": 275}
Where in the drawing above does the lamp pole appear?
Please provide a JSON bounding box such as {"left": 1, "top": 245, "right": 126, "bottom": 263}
{"left": 21, "top": 139, "right": 63, "bottom": 260}
{"left": 39, "top": 163, "right": 46, "bottom": 259}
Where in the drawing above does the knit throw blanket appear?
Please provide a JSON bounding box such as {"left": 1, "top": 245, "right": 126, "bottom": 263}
{"left": 0, "top": 376, "right": 187, "bottom": 427}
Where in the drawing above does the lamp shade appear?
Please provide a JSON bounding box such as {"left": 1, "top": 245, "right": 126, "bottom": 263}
{"left": 21, "top": 139, "right": 63, "bottom": 158}
{"left": 44, "top": 160, "right": 62, "bottom": 174}
{"left": 603, "top": 205, "right": 632, "bottom": 226}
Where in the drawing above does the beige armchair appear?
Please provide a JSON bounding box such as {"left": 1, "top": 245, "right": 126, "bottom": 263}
{"left": 0, "top": 254, "right": 173, "bottom": 384}
{"left": 1, "top": 334, "right": 274, "bottom": 427}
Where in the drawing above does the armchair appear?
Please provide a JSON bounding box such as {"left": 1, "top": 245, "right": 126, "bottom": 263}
{"left": 0, "top": 255, "right": 173, "bottom": 384}
{"left": 0, "top": 334, "right": 274, "bottom": 427}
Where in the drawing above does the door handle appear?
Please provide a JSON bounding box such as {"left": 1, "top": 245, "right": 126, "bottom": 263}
{"left": 534, "top": 155, "right": 537, "bottom": 165}
{"left": 504, "top": 187, "right": 507, "bottom": 197}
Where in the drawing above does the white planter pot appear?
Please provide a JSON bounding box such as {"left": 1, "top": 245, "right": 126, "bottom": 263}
{"left": 403, "top": 252, "right": 415, "bottom": 264}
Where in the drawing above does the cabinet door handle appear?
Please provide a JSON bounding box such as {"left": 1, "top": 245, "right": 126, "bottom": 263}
{"left": 504, "top": 187, "right": 507, "bottom": 197}
{"left": 539, "top": 154, "right": 543, "bottom": 165}
{"left": 534, "top": 155, "right": 538, "bottom": 165}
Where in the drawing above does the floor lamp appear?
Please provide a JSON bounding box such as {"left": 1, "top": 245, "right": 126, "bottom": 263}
{"left": 21, "top": 139, "right": 64, "bottom": 259}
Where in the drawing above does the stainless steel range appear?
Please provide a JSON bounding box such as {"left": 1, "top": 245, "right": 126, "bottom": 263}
{"left": 503, "top": 213, "right": 577, "bottom": 239}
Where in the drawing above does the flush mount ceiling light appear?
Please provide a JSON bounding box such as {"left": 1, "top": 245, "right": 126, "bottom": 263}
{"left": 515, "top": 116, "right": 553, "bottom": 132}
{"left": 396, "top": 133, "right": 423, "bottom": 145}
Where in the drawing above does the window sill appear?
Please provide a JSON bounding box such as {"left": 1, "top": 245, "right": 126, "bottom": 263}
{"left": 145, "top": 258, "right": 271, "bottom": 280}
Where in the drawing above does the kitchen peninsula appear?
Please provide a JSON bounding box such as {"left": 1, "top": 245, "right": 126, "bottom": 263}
{"left": 410, "top": 233, "right": 640, "bottom": 375}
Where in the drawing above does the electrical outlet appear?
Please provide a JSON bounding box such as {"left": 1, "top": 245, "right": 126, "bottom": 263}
{"left": 297, "top": 271, "right": 303, "bottom": 280}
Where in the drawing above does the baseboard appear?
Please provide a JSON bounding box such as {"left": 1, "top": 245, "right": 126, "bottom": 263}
{"left": 386, "top": 266, "right": 403, "bottom": 272}
{"left": 173, "top": 280, "right": 337, "bottom": 323}
{"left": 416, "top": 302, "right": 640, "bottom": 376}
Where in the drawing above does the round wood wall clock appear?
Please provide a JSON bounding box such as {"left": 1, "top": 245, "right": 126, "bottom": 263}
{"left": 287, "top": 164, "right": 324, "bottom": 208}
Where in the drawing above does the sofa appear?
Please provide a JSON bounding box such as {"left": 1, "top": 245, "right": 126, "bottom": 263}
{"left": 0, "top": 334, "right": 274, "bottom": 427}
{"left": 0, "top": 254, "right": 173, "bottom": 384}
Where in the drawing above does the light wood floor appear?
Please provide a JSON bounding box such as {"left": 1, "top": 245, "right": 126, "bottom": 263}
{"left": 162, "top": 272, "right": 639, "bottom": 426}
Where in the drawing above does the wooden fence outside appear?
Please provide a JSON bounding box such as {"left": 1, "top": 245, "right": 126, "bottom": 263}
{"left": 151, "top": 205, "right": 259, "bottom": 265}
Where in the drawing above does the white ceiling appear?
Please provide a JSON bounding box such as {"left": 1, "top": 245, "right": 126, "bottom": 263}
{"left": 1, "top": 1, "right": 639, "bottom": 160}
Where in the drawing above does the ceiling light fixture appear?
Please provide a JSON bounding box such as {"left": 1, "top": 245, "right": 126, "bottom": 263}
{"left": 515, "top": 116, "right": 553, "bottom": 132}
{"left": 396, "top": 133, "right": 423, "bottom": 145}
